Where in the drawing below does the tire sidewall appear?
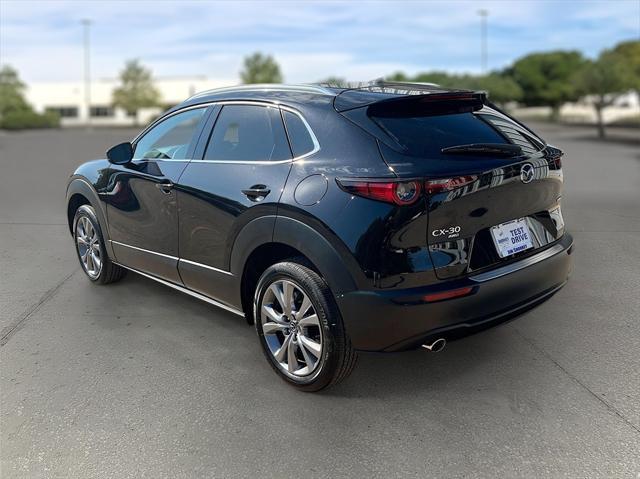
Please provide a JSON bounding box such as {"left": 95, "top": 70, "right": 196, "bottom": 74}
{"left": 254, "top": 263, "right": 341, "bottom": 389}
{"left": 73, "top": 204, "right": 109, "bottom": 283}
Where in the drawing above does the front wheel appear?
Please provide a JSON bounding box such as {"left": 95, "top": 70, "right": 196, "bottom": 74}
{"left": 254, "top": 260, "right": 357, "bottom": 392}
{"left": 73, "top": 205, "right": 126, "bottom": 284}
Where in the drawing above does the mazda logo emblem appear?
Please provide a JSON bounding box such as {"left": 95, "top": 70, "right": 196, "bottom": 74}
{"left": 520, "top": 163, "right": 535, "bottom": 184}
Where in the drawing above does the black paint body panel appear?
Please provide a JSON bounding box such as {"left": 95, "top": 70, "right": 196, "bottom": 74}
{"left": 66, "top": 85, "right": 572, "bottom": 352}
{"left": 338, "top": 233, "right": 573, "bottom": 351}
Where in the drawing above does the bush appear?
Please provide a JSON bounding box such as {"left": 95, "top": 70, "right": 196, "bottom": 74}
{"left": 609, "top": 114, "right": 640, "bottom": 128}
{"left": 0, "top": 109, "right": 60, "bottom": 130}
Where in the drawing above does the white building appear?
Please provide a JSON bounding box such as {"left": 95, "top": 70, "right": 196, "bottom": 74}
{"left": 25, "top": 76, "right": 231, "bottom": 126}
{"left": 25, "top": 77, "right": 640, "bottom": 127}
{"left": 510, "top": 92, "right": 639, "bottom": 124}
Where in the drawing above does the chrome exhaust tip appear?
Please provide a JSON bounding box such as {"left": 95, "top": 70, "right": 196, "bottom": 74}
{"left": 421, "top": 338, "right": 446, "bottom": 353}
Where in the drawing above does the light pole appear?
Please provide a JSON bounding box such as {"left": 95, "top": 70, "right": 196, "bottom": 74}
{"left": 478, "top": 9, "right": 488, "bottom": 74}
{"left": 81, "top": 19, "right": 92, "bottom": 126}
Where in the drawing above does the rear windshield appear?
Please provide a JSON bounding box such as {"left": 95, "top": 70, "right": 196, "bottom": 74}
{"left": 369, "top": 107, "right": 543, "bottom": 158}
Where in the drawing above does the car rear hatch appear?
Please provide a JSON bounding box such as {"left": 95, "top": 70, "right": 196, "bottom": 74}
{"left": 337, "top": 88, "right": 565, "bottom": 280}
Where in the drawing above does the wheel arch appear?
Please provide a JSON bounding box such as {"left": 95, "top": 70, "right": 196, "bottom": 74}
{"left": 67, "top": 193, "right": 90, "bottom": 233}
{"left": 66, "top": 177, "right": 115, "bottom": 258}
{"left": 231, "top": 215, "right": 362, "bottom": 324}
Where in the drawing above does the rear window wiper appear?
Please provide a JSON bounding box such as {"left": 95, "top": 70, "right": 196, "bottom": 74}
{"left": 441, "top": 143, "right": 522, "bottom": 157}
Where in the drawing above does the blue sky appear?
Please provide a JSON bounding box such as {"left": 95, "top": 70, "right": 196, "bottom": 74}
{"left": 1, "top": 0, "right": 638, "bottom": 84}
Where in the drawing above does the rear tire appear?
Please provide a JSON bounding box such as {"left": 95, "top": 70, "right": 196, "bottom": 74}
{"left": 254, "top": 260, "right": 357, "bottom": 392}
{"left": 73, "top": 205, "right": 126, "bottom": 284}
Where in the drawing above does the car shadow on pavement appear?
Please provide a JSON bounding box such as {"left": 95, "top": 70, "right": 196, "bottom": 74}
{"left": 328, "top": 330, "right": 514, "bottom": 399}
{"left": 101, "top": 273, "right": 524, "bottom": 399}
{"left": 93, "top": 272, "right": 256, "bottom": 338}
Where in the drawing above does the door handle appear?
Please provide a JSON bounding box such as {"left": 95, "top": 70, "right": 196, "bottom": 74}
{"left": 242, "top": 185, "right": 271, "bottom": 202}
{"left": 156, "top": 181, "right": 174, "bottom": 194}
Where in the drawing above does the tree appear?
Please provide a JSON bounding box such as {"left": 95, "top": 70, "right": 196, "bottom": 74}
{"left": 0, "top": 65, "right": 29, "bottom": 120}
{"left": 471, "top": 74, "right": 522, "bottom": 105}
{"left": 384, "top": 70, "right": 522, "bottom": 106}
{"left": 575, "top": 50, "right": 633, "bottom": 138}
{"left": 239, "top": 53, "right": 283, "bottom": 84}
{"left": 0, "top": 65, "right": 59, "bottom": 129}
{"left": 410, "top": 71, "right": 454, "bottom": 86}
{"left": 317, "top": 76, "right": 347, "bottom": 87}
{"left": 437, "top": 73, "right": 522, "bottom": 105}
{"left": 386, "top": 71, "right": 410, "bottom": 82}
{"left": 508, "top": 51, "right": 586, "bottom": 120}
{"left": 112, "top": 59, "right": 161, "bottom": 125}
{"left": 610, "top": 40, "right": 640, "bottom": 100}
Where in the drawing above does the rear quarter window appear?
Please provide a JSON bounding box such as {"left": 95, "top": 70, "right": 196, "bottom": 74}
{"left": 479, "top": 114, "right": 544, "bottom": 155}
{"left": 283, "top": 110, "right": 316, "bottom": 158}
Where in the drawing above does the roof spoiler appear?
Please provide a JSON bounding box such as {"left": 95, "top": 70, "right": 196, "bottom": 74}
{"left": 334, "top": 81, "right": 487, "bottom": 112}
{"left": 367, "top": 91, "right": 487, "bottom": 118}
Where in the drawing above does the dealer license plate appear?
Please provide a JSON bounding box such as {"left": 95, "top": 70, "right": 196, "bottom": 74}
{"left": 490, "top": 218, "right": 534, "bottom": 258}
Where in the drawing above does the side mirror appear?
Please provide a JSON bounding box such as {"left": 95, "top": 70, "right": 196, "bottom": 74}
{"left": 106, "top": 142, "right": 133, "bottom": 165}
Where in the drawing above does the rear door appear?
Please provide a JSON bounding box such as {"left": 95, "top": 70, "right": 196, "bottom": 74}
{"left": 421, "top": 111, "right": 564, "bottom": 278}
{"left": 176, "top": 103, "right": 293, "bottom": 305}
{"left": 342, "top": 95, "right": 565, "bottom": 280}
{"left": 105, "top": 106, "right": 209, "bottom": 283}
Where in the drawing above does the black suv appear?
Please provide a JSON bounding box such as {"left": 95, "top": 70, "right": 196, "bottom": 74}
{"left": 66, "top": 82, "right": 573, "bottom": 391}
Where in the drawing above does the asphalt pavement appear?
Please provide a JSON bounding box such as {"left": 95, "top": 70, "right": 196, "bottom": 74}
{"left": 0, "top": 124, "right": 638, "bottom": 478}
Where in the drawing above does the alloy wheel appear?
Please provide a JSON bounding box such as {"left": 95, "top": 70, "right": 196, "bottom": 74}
{"left": 75, "top": 216, "right": 102, "bottom": 279}
{"left": 260, "top": 279, "right": 324, "bottom": 377}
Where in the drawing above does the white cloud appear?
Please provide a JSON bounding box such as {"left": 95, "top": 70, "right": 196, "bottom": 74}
{"left": 1, "top": 0, "right": 638, "bottom": 84}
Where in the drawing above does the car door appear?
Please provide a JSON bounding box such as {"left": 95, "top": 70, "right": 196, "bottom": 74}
{"left": 105, "top": 106, "right": 210, "bottom": 283}
{"left": 176, "top": 103, "right": 293, "bottom": 305}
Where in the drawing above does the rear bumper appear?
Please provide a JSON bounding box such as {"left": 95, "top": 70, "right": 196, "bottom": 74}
{"left": 337, "top": 233, "right": 574, "bottom": 352}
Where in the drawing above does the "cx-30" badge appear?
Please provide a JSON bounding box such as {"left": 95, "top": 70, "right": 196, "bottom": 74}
{"left": 432, "top": 226, "right": 461, "bottom": 239}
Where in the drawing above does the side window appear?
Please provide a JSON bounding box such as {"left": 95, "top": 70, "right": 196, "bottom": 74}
{"left": 203, "top": 105, "right": 291, "bottom": 162}
{"left": 283, "top": 110, "right": 316, "bottom": 158}
{"left": 133, "top": 108, "right": 206, "bottom": 160}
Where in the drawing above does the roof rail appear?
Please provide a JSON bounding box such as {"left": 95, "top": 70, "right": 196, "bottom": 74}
{"left": 187, "top": 83, "right": 335, "bottom": 101}
{"left": 346, "top": 79, "right": 473, "bottom": 96}
{"left": 316, "top": 79, "right": 445, "bottom": 91}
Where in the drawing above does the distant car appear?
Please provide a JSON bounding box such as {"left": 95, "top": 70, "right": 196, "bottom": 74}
{"left": 66, "top": 82, "right": 573, "bottom": 391}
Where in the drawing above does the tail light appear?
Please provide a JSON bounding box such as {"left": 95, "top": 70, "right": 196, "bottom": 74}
{"left": 425, "top": 175, "right": 477, "bottom": 194}
{"left": 337, "top": 175, "right": 477, "bottom": 204}
{"left": 337, "top": 179, "right": 421, "bottom": 205}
